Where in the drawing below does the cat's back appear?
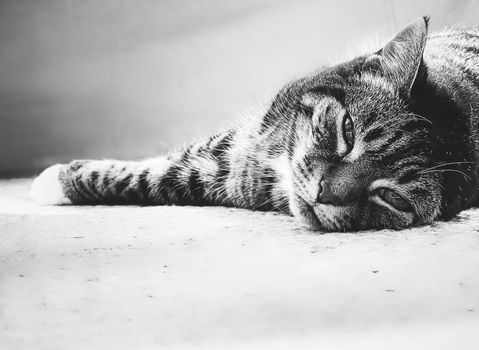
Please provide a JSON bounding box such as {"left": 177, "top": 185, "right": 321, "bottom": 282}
{"left": 422, "top": 26, "right": 479, "bottom": 176}
{"left": 424, "top": 26, "right": 479, "bottom": 96}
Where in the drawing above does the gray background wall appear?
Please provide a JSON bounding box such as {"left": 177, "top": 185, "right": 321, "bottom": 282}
{"left": 0, "top": 0, "right": 478, "bottom": 177}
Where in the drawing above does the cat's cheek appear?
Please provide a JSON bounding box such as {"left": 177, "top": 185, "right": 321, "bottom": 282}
{"left": 31, "top": 164, "right": 72, "bottom": 205}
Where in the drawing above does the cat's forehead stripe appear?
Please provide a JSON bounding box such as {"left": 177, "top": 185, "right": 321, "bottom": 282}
{"left": 359, "top": 72, "right": 395, "bottom": 93}
{"left": 300, "top": 93, "right": 343, "bottom": 110}
{"left": 309, "top": 86, "right": 346, "bottom": 104}
{"left": 300, "top": 94, "right": 318, "bottom": 108}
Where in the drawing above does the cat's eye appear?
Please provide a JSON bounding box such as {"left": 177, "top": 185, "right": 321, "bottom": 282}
{"left": 342, "top": 113, "right": 355, "bottom": 150}
{"left": 376, "top": 188, "right": 412, "bottom": 212}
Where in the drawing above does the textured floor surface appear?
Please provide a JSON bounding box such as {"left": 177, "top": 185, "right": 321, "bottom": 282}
{"left": 1, "top": 179, "right": 479, "bottom": 349}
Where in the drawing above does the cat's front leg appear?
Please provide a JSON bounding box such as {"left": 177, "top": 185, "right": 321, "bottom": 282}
{"left": 31, "top": 130, "right": 239, "bottom": 206}
{"left": 31, "top": 158, "right": 173, "bottom": 205}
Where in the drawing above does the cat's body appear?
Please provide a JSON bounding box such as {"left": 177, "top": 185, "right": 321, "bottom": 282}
{"left": 31, "top": 17, "right": 479, "bottom": 231}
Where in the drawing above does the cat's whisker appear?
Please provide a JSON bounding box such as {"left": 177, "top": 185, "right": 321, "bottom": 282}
{"left": 397, "top": 112, "right": 433, "bottom": 124}
{"left": 419, "top": 169, "right": 472, "bottom": 181}
{"left": 418, "top": 161, "right": 476, "bottom": 173}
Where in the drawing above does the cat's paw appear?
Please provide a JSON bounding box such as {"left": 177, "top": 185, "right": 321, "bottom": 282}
{"left": 31, "top": 164, "right": 71, "bottom": 205}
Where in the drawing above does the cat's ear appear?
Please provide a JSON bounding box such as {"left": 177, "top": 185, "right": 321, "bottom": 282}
{"left": 367, "top": 16, "right": 429, "bottom": 97}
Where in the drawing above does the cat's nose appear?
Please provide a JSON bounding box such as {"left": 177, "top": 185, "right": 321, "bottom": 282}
{"left": 317, "top": 180, "right": 339, "bottom": 205}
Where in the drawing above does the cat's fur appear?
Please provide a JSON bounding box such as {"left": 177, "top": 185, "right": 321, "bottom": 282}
{"left": 31, "top": 17, "right": 479, "bottom": 231}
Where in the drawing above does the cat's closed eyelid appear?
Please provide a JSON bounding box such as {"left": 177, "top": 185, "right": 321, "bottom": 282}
{"left": 368, "top": 178, "right": 400, "bottom": 193}
{"left": 370, "top": 194, "right": 415, "bottom": 222}
{"left": 368, "top": 179, "right": 415, "bottom": 213}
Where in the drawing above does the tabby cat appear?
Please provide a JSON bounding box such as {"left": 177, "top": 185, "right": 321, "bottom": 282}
{"left": 31, "top": 17, "right": 479, "bottom": 231}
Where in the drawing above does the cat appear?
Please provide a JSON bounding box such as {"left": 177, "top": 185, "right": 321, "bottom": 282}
{"left": 31, "top": 16, "right": 479, "bottom": 231}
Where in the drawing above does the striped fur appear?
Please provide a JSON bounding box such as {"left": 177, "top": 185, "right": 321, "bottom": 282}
{"left": 32, "top": 17, "right": 479, "bottom": 231}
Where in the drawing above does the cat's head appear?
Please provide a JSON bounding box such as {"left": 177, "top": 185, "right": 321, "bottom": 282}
{"left": 270, "top": 17, "right": 474, "bottom": 231}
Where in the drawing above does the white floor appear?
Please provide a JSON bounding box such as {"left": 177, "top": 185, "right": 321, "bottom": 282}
{"left": 1, "top": 179, "right": 479, "bottom": 349}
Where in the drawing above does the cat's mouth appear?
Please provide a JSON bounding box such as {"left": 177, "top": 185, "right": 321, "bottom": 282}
{"left": 294, "top": 195, "right": 346, "bottom": 231}
{"left": 299, "top": 202, "right": 322, "bottom": 231}
{"left": 295, "top": 195, "right": 330, "bottom": 231}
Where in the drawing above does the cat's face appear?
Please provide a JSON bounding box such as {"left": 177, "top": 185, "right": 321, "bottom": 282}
{"left": 277, "top": 17, "right": 453, "bottom": 231}
{"left": 286, "top": 68, "right": 442, "bottom": 231}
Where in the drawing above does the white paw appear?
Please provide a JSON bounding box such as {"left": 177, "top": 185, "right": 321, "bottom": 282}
{"left": 31, "top": 164, "right": 71, "bottom": 205}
